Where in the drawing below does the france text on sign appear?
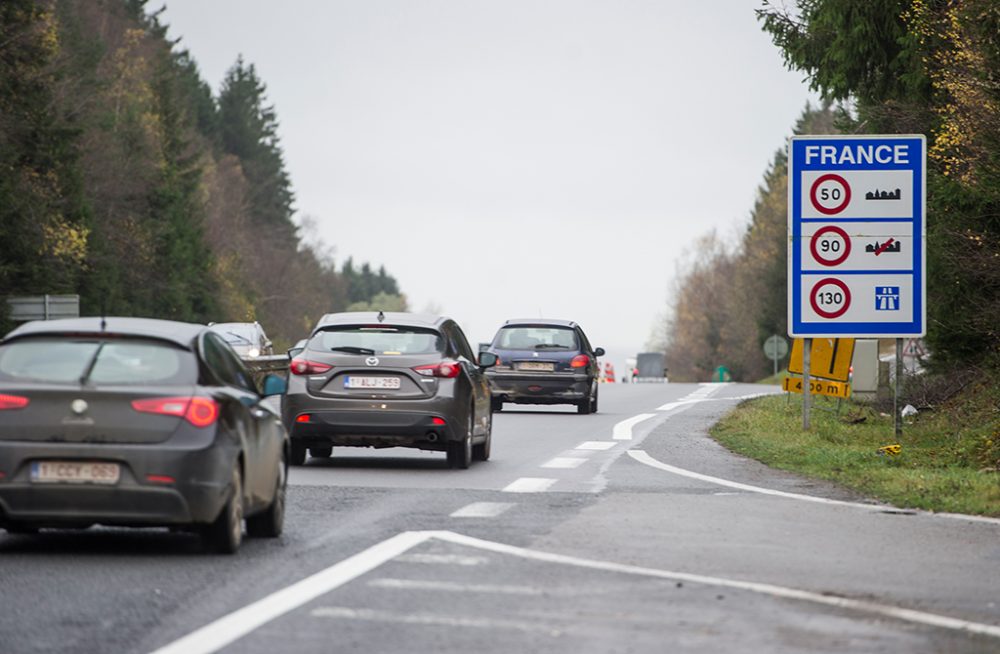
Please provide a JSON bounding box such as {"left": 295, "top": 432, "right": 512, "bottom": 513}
{"left": 787, "top": 337, "right": 855, "bottom": 383}
{"left": 782, "top": 376, "right": 852, "bottom": 400}
{"left": 788, "top": 136, "right": 926, "bottom": 337}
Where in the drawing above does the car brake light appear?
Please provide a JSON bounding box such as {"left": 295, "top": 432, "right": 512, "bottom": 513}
{"left": 131, "top": 396, "right": 219, "bottom": 428}
{"left": 290, "top": 358, "right": 333, "bottom": 375}
{"left": 570, "top": 354, "right": 590, "bottom": 368}
{"left": 431, "top": 417, "right": 447, "bottom": 426}
{"left": 296, "top": 414, "right": 311, "bottom": 423}
{"left": 413, "top": 361, "right": 461, "bottom": 378}
{"left": 146, "top": 474, "right": 175, "bottom": 484}
{"left": 0, "top": 394, "right": 29, "bottom": 410}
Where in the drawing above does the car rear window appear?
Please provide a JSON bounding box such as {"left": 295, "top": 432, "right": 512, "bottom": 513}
{"left": 311, "top": 326, "right": 444, "bottom": 355}
{"left": 0, "top": 338, "right": 197, "bottom": 385}
{"left": 493, "top": 327, "right": 579, "bottom": 351}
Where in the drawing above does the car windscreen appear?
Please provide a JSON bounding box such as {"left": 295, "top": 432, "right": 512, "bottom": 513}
{"left": 212, "top": 325, "right": 255, "bottom": 345}
{"left": 310, "top": 326, "right": 444, "bottom": 356}
{"left": 0, "top": 337, "right": 197, "bottom": 385}
{"left": 493, "top": 326, "right": 580, "bottom": 351}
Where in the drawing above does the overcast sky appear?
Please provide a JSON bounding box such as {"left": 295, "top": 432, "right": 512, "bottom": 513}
{"left": 160, "top": 0, "right": 816, "bottom": 368}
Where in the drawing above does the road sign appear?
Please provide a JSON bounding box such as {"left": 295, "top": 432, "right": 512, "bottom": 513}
{"left": 788, "top": 135, "right": 926, "bottom": 337}
{"left": 788, "top": 337, "right": 855, "bottom": 382}
{"left": 783, "top": 376, "right": 852, "bottom": 399}
{"left": 7, "top": 295, "right": 80, "bottom": 321}
{"left": 763, "top": 335, "right": 788, "bottom": 360}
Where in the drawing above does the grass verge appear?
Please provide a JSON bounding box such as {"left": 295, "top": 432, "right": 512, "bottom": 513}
{"left": 710, "top": 381, "right": 1000, "bottom": 516}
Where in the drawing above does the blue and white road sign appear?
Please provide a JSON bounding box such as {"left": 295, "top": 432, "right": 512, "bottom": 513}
{"left": 788, "top": 135, "right": 926, "bottom": 337}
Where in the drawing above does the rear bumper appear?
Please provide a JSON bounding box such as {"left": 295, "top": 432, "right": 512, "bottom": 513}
{"left": 487, "top": 371, "right": 591, "bottom": 404}
{"left": 0, "top": 437, "right": 235, "bottom": 529}
{"left": 289, "top": 409, "right": 458, "bottom": 448}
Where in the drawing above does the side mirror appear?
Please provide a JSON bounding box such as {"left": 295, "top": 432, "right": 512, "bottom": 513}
{"left": 287, "top": 347, "right": 304, "bottom": 360}
{"left": 261, "top": 374, "right": 287, "bottom": 397}
{"left": 478, "top": 352, "right": 498, "bottom": 368}
{"left": 594, "top": 347, "right": 606, "bottom": 357}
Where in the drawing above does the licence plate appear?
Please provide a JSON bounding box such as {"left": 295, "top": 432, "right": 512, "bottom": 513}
{"left": 345, "top": 376, "right": 401, "bottom": 389}
{"left": 30, "top": 461, "right": 121, "bottom": 485}
{"left": 517, "top": 361, "right": 555, "bottom": 372}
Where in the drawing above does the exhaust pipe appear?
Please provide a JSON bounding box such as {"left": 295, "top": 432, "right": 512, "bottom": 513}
{"left": 425, "top": 432, "right": 439, "bottom": 442}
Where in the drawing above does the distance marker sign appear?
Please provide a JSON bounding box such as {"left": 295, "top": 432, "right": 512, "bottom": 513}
{"left": 788, "top": 135, "right": 926, "bottom": 337}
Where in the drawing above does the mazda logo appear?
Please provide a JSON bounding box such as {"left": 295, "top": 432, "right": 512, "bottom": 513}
{"left": 365, "top": 357, "right": 380, "bottom": 367}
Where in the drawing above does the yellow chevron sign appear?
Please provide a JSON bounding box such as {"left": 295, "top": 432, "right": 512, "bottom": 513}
{"left": 783, "top": 376, "right": 852, "bottom": 399}
{"left": 788, "top": 338, "right": 855, "bottom": 382}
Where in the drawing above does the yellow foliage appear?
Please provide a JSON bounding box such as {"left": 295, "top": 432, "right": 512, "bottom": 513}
{"left": 40, "top": 219, "right": 89, "bottom": 265}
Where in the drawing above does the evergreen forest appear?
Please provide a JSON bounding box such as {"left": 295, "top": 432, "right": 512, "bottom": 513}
{"left": 0, "top": 0, "right": 405, "bottom": 347}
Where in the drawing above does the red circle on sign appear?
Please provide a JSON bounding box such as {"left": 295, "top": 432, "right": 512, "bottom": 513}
{"left": 809, "top": 278, "right": 851, "bottom": 319}
{"left": 810, "top": 174, "right": 851, "bottom": 215}
{"left": 809, "top": 225, "right": 852, "bottom": 266}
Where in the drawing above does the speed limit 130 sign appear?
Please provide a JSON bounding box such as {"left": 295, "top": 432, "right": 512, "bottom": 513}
{"left": 787, "top": 135, "right": 926, "bottom": 338}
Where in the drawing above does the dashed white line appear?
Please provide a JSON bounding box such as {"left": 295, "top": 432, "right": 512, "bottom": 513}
{"left": 502, "top": 477, "right": 557, "bottom": 493}
{"left": 540, "top": 457, "right": 587, "bottom": 469}
{"left": 450, "top": 502, "right": 515, "bottom": 518}
{"left": 612, "top": 413, "right": 656, "bottom": 440}
{"left": 575, "top": 441, "right": 616, "bottom": 451}
{"left": 368, "top": 578, "right": 543, "bottom": 595}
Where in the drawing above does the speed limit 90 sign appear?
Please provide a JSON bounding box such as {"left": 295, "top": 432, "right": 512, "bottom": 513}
{"left": 788, "top": 135, "right": 926, "bottom": 338}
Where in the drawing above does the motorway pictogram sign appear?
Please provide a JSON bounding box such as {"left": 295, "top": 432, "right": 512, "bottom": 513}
{"left": 788, "top": 135, "right": 926, "bottom": 337}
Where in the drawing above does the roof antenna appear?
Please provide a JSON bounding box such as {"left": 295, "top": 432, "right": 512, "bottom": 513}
{"left": 377, "top": 311, "right": 385, "bottom": 323}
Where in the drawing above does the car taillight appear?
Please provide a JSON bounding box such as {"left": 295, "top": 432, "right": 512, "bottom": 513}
{"left": 413, "top": 361, "right": 461, "bottom": 378}
{"left": 290, "top": 358, "right": 333, "bottom": 375}
{"left": 131, "top": 396, "right": 219, "bottom": 428}
{"left": 0, "top": 394, "right": 29, "bottom": 410}
{"left": 570, "top": 354, "right": 590, "bottom": 368}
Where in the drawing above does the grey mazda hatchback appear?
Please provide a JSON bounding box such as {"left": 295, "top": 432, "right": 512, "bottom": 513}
{"left": 282, "top": 312, "right": 497, "bottom": 469}
{"left": 0, "top": 317, "right": 288, "bottom": 553}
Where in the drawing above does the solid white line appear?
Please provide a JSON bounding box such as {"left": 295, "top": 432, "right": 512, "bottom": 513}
{"left": 449, "top": 502, "right": 515, "bottom": 518}
{"left": 612, "top": 413, "right": 656, "bottom": 440}
{"left": 146, "top": 531, "right": 431, "bottom": 654}
{"left": 310, "top": 606, "right": 546, "bottom": 632}
{"left": 368, "top": 578, "right": 543, "bottom": 595}
{"left": 628, "top": 450, "right": 1000, "bottom": 526}
{"left": 628, "top": 450, "right": 886, "bottom": 510}
{"left": 575, "top": 441, "right": 616, "bottom": 451}
{"left": 502, "top": 477, "right": 557, "bottom": 493}
{"left": 540, "top": 457, "right": 587, "bottom": 469}
{"left": 425, "top": 530, "right": 1000, "bottom": 639}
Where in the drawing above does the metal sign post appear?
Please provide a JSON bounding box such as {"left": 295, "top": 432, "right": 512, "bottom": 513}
{"left": 788, "top": 135, "right": 926, "bottom": 434}
{"left": 803, "top": 338, "right": 811, "bottom": 430}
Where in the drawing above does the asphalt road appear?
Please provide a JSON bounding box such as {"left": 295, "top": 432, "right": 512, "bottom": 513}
{"left": 2, "top": 383, "right": 999, "bottom": 653}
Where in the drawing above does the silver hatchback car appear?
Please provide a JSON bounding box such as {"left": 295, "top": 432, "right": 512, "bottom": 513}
{"left": 282, "top": 312, "right": 497, "bottom": 469}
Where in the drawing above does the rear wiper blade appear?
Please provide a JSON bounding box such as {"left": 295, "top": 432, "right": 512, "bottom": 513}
{"left": 329, "top": 346, "right": 376, "bottom": 355}
{"left": 79, "top": 342, "right": 106, "bottom": 385}
{"left": 534, "top": 344, "right": 570, "bottom": 349}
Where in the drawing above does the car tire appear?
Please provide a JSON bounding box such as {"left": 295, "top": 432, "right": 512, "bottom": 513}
{"left": 591, "top": 387, "right": 599, "bottom": 414}
{"left": 290, "top": 442, "right": 306, "bottom": 466}
{"left": 473, "top": 411, "right": 492, "bottom": 462}
{"left": 491, "top": 397, "right": 503, "bottom": 413}
{"left": 247, "top": 451, "right": 286, "bottom": 538}
{"left": 309, "top": 446, "right": 332, "bottom": 459}
{"left": 447, "top": 413, "right": 473, "bottom": 469}
{"left": 202, "top": 465, "right": 243, "bottom": 554}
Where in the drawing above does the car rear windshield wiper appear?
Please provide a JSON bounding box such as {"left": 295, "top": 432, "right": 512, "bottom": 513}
{"left": 329, "top": 346, "right": 376, "bottom": 355}
{"left": 226, "top": 331, "right": 253, "bottom": 345}
{"left": 79, "top": 342, "right": 106, "bottom": 385}
{"left": 534, "top": 343, "right": 571, "bottom": 349}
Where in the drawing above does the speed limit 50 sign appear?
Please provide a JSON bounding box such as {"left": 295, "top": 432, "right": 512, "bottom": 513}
{"left": 788, "top": 135, "right": 926, "bottom": 337}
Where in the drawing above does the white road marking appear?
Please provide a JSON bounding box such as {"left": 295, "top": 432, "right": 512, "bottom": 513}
{"left": 146, "top": 531, "right": 432, "bottom": 654}
{"left": 150, "top": 530, "right": 1000, "bottom": 652}
{"left": 396, "top": 553, "right": 489, "bottom": 566}
{"left": 612, "top": 413, "right": 656, "bottom": 440}
{"left": 541, "top": 457, "right": 587, "bottom": 469}
{"left": 657, "top": 383, "right": 726, "bottom": 411}
{"left": 428, "top": 530, "right": 1000, "bottom": 640}
{"left": 502, "top": 477, "right": 557, "bottom": 493}
{"left": 628, "top": 450, "right": 1000, "bottom": 526}
{"left": 310, "top": 606, "right": 547, "bottom": 633}
{"left": 368, "top": 578, "right": 543, "bottom": 595}
{"left": 575, "top": 441, "right": 616, "bottom": 451}
{"left": 449, "top": 502, "right": 515, "bottom": 518}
